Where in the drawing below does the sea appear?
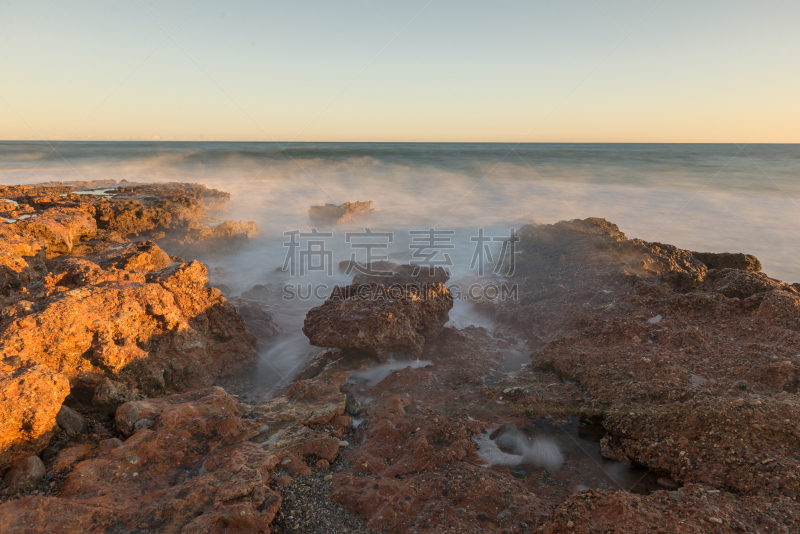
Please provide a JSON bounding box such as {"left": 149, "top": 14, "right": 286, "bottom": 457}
{"left": 2, "top": 141, "right": 798, "bottom": 387}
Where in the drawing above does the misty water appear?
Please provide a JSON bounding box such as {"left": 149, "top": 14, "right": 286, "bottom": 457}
{"left": 2, "top": 141, "right": 799, "bottom": 394}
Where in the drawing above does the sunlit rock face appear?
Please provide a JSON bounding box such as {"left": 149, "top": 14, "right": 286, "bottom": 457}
{"left": 0, "top": 361, "right": 70, "bottom": 470}
{"left": 0, "top": 259, "right": 258, "bottom": 397}
{"left": 0, "top": 182, "right": 261, "bottom": 474}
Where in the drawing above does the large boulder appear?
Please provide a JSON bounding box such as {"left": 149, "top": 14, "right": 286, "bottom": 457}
{"left": 303, "top": 280, "right": 453, "bottom": 355}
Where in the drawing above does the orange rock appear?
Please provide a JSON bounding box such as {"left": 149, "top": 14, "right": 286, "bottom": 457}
{"left": 0, "top": 360, "right": 69, "bottom": 470}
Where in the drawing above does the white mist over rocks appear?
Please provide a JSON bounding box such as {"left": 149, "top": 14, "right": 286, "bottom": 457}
{"left": 4, "top": 142, "right": 799, "bottom": 389}
{"left": 474, "top": 427, "right": 564, "bottom": 471}
{"left": 2, "top": 142, "right": 798, "bottom": 283}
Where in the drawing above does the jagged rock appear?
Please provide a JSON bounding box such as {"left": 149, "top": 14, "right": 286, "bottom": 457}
{"left": 55, "top": 406, "right": 88, "bottom": 434}
{"left": 2, "top": 455, "right": 45, "bottom": 494}
{"left": 0, "top": 360, "right": 69, "bottom": 470}
{"left": 487, "top": 217, "right": 800, "bottom": 499}
{"left": 0, "top": 259, "right": 258, "bottom": 397}
{"left": 308, "top": 201, "right": 374, "bottom": 224}
{"left": 0, "top": 388, "right": 283, "bottom": 533}
{"left": 692, "top": 251, "right": 762, "bottom": 272}
{"left": 96, "top": 240, "right": 172, "bottom": 272}
{"left": 303, "top": 281, "right": 453, "bottom": 356}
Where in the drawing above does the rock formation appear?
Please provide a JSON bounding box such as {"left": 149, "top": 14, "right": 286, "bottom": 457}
{"left": 308, "top": 201, "right": 374, "bottom": 224}
{"left": 0, "top": 182, "right": 265, "bottom": 474}
{"left": 2, "top": 186, "right": 799, "bottom": 533}
{"left": 303, "top": 266, "right": 454, "bottom": 355}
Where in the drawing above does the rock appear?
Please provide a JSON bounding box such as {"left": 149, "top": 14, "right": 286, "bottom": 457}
{"left": 0, "top": 387, "right": 283, "bottom": 533}
{"left": 0, "top": 361, "right": 70, "bottom": 470}
{"left": 476, "top": 512, "right": 489, "bottom": 521}
{"left": 656, "top": 477, "right": 681, "bottom": 490}
{"left": 339, "top": 259, "right": 398, "bottom": 275}
{"left": 308, "top": 201, "right": 374, "bottom": 224}
{"left": 228, "top": 297, "right": 282, "bottom": 343}
{"left": 486, "top": 217, "right": 800, "bottom": 500}
{"left": 692, "top": 251, "right": 761, "bottom": 272}
{"left": 345, "top": 394, "right": 362, "bottom": 416}
{"left": 303, "top": 281, "right": 453, "bottom": 355}
{"left": 161, "top": 220, "right": 261, "bottom": 256}
{"left": 96, "top": 240, "right": 172, "bottom": 272}
{"left": 538, "top": 486, "right": 797, "bottom": 533}
{"left": 352, "top": 264, "right": 450, "bottom": 286}
{"left": 55, "top": 406, "right": 88, "bottom": 434}
{"left": 2, "top": 455, "right": 45, "bottom": 494}
{"left": 316, "top": 459, "right": 330, "bottom": 469}
{"left": 0, "top": 260, "right": 258, "bottom": 396}
{"left": 91, "top": 380, "right": 140, "bottom": 413}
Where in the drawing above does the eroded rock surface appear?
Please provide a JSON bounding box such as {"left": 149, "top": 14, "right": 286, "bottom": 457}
{"left": 0, "top": 182, "right": 260, "bottom": 486}
{"left": 303, "top": 278, "right": 453, "bottom": 356}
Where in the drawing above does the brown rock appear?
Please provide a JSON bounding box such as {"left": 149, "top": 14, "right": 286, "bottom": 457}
{"left": 692, "top": 251, "right": 762, "bottom": 272}
{"left": 91, "top": 379, "right": 140, "bottom": 413}
{"left": 303, "top": 281, "right": 453, "bottom": 355}
{"left": 0, "top": 387, "right": 283, "bottom": 533}
{"left": 2, "top": 455, "right": 45, "bottom": 494}
{"left": 55, "top": 406, "right": 88, "bottom": 434}
{"left": 309, "top": 201, "right": 374, "bottom": 224}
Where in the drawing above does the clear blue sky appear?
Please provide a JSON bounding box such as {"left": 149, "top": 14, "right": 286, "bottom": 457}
{"left": 1, "top": 0, "right": 798, "bottom": 142}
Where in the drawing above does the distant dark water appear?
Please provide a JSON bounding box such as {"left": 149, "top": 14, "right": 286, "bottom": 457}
{"left": 1, "top": 142, "right": 799, "bottom": 282}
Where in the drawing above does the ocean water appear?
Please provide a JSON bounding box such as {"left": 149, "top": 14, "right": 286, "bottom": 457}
{"left": 1, "top": 141, "right": 798, "bottom": 283}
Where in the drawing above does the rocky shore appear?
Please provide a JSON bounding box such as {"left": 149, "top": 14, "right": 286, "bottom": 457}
{"left": 1, "top": 183, "right": 798, "bottom": 533}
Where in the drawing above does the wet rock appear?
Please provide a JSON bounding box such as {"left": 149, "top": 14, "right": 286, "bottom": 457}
{"left": 345, "top": 393, "right": 363, "bottom": 416}
{"left": 656, "top": 477, "right": 681, "bottom": 490}
{"left": 162, "top": 220, "right": 261, "bottom": 256}
{"left": 55, "top": 406, "right": 88, "bottom": 434}
{"left": 303, "top": 281, "right": 453, "bottom": 356}
{"left": 309, "top": 201, "right": 374, "bottom": 224}
{"left": 0, "top": 361, "right": 70, "bottom": 470}
{"left": 2, "top": 455, "right": 45, "bottom": 494}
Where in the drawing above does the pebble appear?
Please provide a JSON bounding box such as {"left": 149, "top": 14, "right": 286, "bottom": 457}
{"left": 657, "top": 477, "right": 681, "bottom": 490}
{"left": 476, "top": 512, "right": 489, "bottom": 521}
{"left": 339, "top": 440, "right": 349, "bottom": 447}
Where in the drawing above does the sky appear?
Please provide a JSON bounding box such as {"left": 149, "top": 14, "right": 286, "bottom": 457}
{"left": 1, "top": 0, "right": 799, "bottom": 143}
